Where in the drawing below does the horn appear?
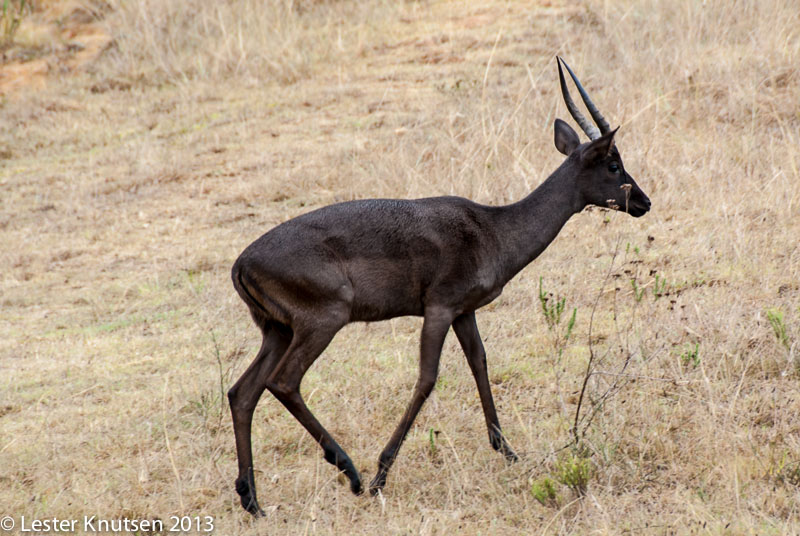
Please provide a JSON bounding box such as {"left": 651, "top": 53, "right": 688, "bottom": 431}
{"left": 557, "top": 57, "right": 611, "bottom": 140}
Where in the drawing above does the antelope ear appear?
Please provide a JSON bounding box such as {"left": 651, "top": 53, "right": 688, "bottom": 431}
{"left": 581, "top": 127, "right": 619, "bottom": 162}
{"left": 554, "top": 118, "right": 580, "bottom": 156}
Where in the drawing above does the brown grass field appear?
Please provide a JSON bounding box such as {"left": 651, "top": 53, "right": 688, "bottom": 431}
{"left": 2, "top": 0, "right": 799, "bottom": 534}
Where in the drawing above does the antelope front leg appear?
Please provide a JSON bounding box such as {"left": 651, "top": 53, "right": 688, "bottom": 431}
{"left": 452, "top": 312, "right": 517, "bottom": 461}
{"left": 369, "top": 306, "right": 453, "bottom": 495}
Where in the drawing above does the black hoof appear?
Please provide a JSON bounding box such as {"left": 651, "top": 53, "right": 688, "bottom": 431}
{"left": 503, "top": 446, "right": 519, "bottom": 463}
{"left": 324, "top": 448, "right": 363, "bottom": 495}
{"left": 368, "top": 473, "right": 386, "bottom": 496}
{"left": 342, "top": 460, "right": 363, "bottom": 496}
{"left": 342, "top": 463, "right": 363, "bottom": 496}
{"left": 350, "top": 476, "right": 364, "bottom": 495}
{"left": 249, "top": 504, "right": 266, "bottom": 518}
{"left": 236, "top": 475, "right": 264, "bottom": 517}
{"left": 491, "top": 432, "right": 518, "bottom": 463}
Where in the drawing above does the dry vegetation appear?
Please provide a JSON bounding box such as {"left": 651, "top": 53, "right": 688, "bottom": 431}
{"left": 1, "top": 0, "right": 799, "bottom": 534}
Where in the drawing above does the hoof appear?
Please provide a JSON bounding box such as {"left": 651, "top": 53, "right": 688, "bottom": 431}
{"left": 368, "top": 473, "right": 386, "bottom": 496}
{"left": 343, "top": 463, "right": 363, "bottom": 496}
{"left": 503, "top": 447, "right": 519, "bottom": 463}
{"left": 491, "top": 433, "right": 518, "bottom": 463}
{"left": 325, "top": 449, "right": 363, "bottom": 495}
{"left": 342, "top": 461, "right": 363, "bottom": 496}
{"left": 236, "top": 475, "right": 264, "bottom": 517}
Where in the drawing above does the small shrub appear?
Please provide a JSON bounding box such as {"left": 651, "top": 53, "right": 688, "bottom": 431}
{"left": 766, "top": 308, "right": 790, "bottom": 349}
{"left": 531, "top": 477, "right": 559, "bottom": 507}
{"left": 556, "top": 453, "right": 593, "bottom": 497}
{"left": 630, "top": 277, "right": 645, "bottom": 302}
{"left": 680, "top": 343, "right": 700, "bottom": 368}
{"left": 653, "top": 274, "right": 668, "bottom": 299}
{"left": 539, "top": 276, "right": 576, "bottom": 338}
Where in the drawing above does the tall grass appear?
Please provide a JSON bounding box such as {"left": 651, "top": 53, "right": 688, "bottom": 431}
{"left": 101, "top": 0, "right": 399, "bottom": 84}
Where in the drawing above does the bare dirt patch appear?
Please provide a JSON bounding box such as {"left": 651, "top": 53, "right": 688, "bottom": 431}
{"left": 0, "top": 0, "right": 111, "bottom": 95}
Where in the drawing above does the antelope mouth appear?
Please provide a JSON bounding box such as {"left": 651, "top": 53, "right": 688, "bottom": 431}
{"left": 627, "top": 198, "right": 651, "bottom": 218}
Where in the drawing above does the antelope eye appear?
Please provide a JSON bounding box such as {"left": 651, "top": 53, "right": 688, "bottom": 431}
{"left": 608, "top": 163, "right": 620, "bottom": 173}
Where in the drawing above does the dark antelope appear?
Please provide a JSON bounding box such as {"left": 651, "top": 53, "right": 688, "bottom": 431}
{"left": 228, "top": 57, "right": 650, "bottom": 515}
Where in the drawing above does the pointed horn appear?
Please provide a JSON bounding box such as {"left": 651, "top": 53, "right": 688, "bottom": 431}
{"left": 557, "top": 57, "right": 601, "bottom": 140}
{"left": 558, "top": 57, "right": 611, "bottom": 136}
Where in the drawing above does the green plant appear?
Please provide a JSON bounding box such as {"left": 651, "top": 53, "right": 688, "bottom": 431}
{"left": 556, "top": 453, "right": 593, "bottom": 497}
{"left": 680, "top": 343, "right": 700, "bottom": 368}
{"left": 539, "top": 276, "right": 576, "bottom": 337}
{"left": 531, "top": 477, "right": 559, "bottom": 507}
{"left": 630, "top": 277, "right": 645, "bottom": 302}
{"left": 1, "top": 0, "right": 28, "bottom": 47}
{"left": 766, "top": 308, "right": 790, "bottom": 349}
{"left": 767, "top": 451, "right": 800, "bottom": 488}
{"left": 652, "top": 274, "right": 668, "bottom": 299}
{"left": 538, "top": 277, "right": 577, "bottom": 415}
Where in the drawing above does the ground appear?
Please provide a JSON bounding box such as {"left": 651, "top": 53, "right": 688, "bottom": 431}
{"left": 1, "top": 0, "right": 799, "bottom": 534}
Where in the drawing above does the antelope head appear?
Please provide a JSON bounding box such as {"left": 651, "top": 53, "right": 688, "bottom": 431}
{"left": 554, "top": 57, "right": 651, "bottom": 218}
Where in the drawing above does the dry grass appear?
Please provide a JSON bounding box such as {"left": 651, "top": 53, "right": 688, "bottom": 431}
{"left": 1, "top": 0, "right": 799, "bottom": 534}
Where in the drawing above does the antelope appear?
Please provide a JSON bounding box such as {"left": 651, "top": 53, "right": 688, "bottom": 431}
{"left": 228, "top": 57, "right": 650, "bottom": 516}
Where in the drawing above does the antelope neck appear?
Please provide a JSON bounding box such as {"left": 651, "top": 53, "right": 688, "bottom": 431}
{"left": 491, "top": 168, "right": 583, "bottom": 283}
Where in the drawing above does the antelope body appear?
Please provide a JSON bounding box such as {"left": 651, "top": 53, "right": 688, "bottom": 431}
{"left": 228, "top": 58, "right": 650, "bottom": 516}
